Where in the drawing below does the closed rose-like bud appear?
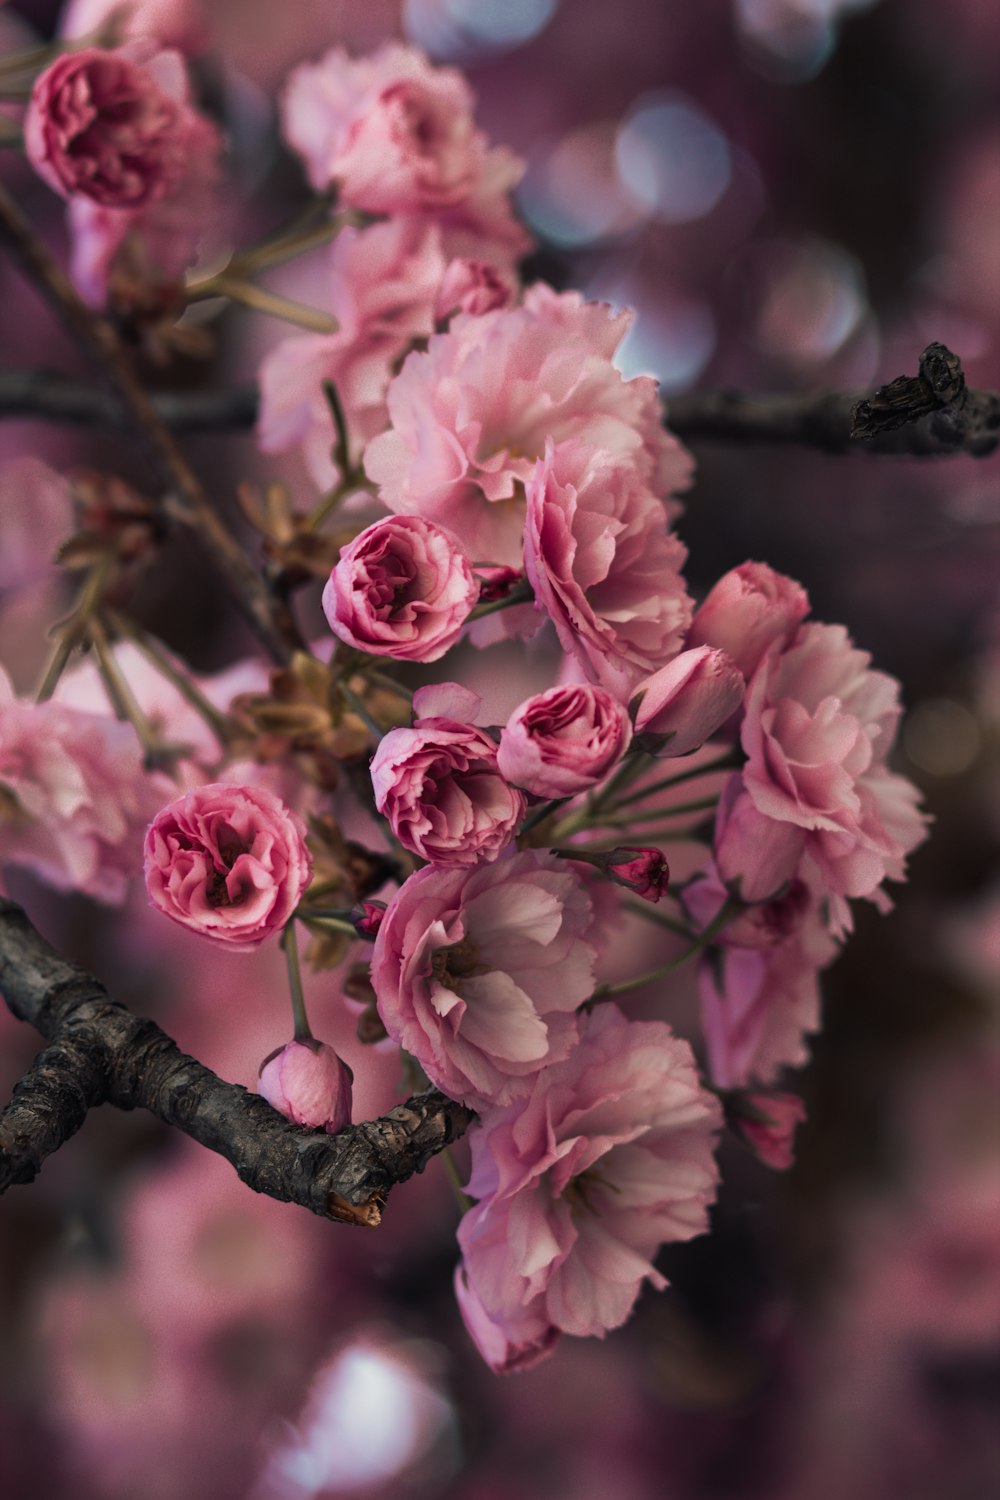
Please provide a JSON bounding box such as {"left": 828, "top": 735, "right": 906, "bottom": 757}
{"left": 727, "top": 1090, "right": 806, "bottom": 1171}
{"left": 557, "top": 844, "right": 670, "bottom": 903}
{"left": 350, "top": 899, "right": 386, "bottom": 938}
{"left": 25, "top": 46, "right": 193, "bottom": 208}
{"left": 322, "top": 515, "right": 478, "bottom": 663}
{"left": 498, "top": 684, "right": 632, "bottom": 798}
{"left": 258, "top": 1039, "right": 353, "bottom": 1133}
{"left": 632, "top": 646, "right": 745, "bottom": 756}
{"left": 435, "top": 258, "right": 512, "bottom": 320}
{"left": 688, "top": 562, "right": 809, "bottom": 682}
{"left": 144, "top": 782, "right": 312, "bottom": 949}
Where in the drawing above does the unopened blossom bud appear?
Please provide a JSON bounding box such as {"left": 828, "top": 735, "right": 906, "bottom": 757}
{"left": 258, "top": 1038, "right": 353, "bottom": 1133}
{"left": 688, "top": 562, "right": 809, "bottom": 682}
{"left": 473, "top": 564, "right": 524, "bottom": 603}
{"left": 632, "top": 646, "right": 745, "bottom": 756}
{"left": 726, "top": 1090, "right": 806, "bottom": 1171}
{"left": 555, "top": 844, "right": 670, "bottom": 903}
{"left": 351, "top": 899, "right": 386, "bottom": 939}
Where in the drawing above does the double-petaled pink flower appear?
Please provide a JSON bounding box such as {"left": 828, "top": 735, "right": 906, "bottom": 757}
{"left": 497, "top": 683, "right": 631, "bottom": 798}
{"left": 370, "top": 852, "right": 595, "bottom": 1108}
{"left": 370, "top": 719, "right": 524, "bottom": 867}
{"left": 322, "top": 515, "right": 478, "bottom": 663}
{"left": 144, "top": 783, "right": 312, "bottom": 949}
{"left": 455, "top": 1004, "right": 721, "bottom": 1372}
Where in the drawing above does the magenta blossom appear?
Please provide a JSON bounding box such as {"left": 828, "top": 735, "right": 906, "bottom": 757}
{"left": 322, "top": 515, "right": 478, "bottom": 663}
{"left": 370, "top": 852, "right": 596, "bottom": 1108}
{"left": 632, "top": 646, "right": 745, "bottom": 756}
{"left": 728, "top": 1091, "right": 806, "bottom": 1171}
{"left": 26, "top": 45, "right": 195, "bottom": 207}
{"left": 605, "top": 847, "right": 671, "bottom": 902}
{"left": 688, "top": 561, "right": 810, "bottom": 682}
{"left": 498, "top": 684, "right": 632, "bottom": 798}
{"left": 258, "top": 1039, "right": 353, "bottom": 1133}
{"left": 366, "top": 286, "right": 692, "bottom": 566}
{"left": 370, "top": 720, "right": 525, "bottom": 868}
{"left": 144, "top": 783, "right": 312, "bottom": 949}
{"left": 524, "top": 439, "right": 692, "bottom": 697}
{"left": 455, "top": 1004, "right": 721, "bottom": 1371}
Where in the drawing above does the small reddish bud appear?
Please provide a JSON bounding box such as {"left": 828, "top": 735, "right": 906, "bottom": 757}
{"left": 351, "top": 899, "right": 387, "bottom": 939}
{"left": 727, "top": 1090, "right": 805, "bottom": 1171}
{"left": 474, "top": 565, "right": 524, "bottom": 603}
{"left": 604, "top": 846, "right": 671, "bottom": 902}
{"left": 258, "top": 1038, "right": 353, "bottom": 1133}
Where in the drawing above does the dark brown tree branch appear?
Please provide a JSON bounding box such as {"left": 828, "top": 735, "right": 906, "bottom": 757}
{"left": 0, "top": 369, "right": 260, "bottom": 432}
{"left": 0, "top": 181, "right": 298, "bottom": 664}
{"left": 0, "top": 898, "right": 473, "bottom": 1224}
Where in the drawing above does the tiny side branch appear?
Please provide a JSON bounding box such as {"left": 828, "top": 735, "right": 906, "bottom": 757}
{"left": 0, "top": 343, "right": 997, "bottom": 458}
{"left": 0, "top": 898, "right": 473, "bottom": 1225}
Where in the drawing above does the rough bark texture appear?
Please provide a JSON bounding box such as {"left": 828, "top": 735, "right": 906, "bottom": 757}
{"left": 0, "top": 899, "right": 473, "bottom": 1224}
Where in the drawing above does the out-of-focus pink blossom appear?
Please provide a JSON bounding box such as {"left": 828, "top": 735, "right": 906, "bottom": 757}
{"left": 633, "top": 645, "right": 745, "bottom": 756}
{"left": 281, "top": 43, "right": 529, "bottom": 262}
{"left": 60, "top": 0, "right": 211, "bottom": 54}
{"left": 369, "top": 720, "right": 524, "bottom": 867}
{"left": 713, "top": 774, "right": 807, "bottom": 903}
{"left": 25, "top": 46, "right": 195, "bottom": 207}
{"left": 257, "top": 219, "right": 446, "bottom": 489}
{"left": 524, "top": 439, "right": 692, "bottom": 697}
{"left": 688, "top": 561, "right": 810, "bottom": 682}
{"left": 736, "top": 622, "right": 929, "bottom": 914}
{"left": 683, "top": 859, "right": 809, "bottom": 949}
{"left": 144, "top": 782, "right": 312, "bottom": 949}
{"left": 366, "top": 286, "right": 692, "bottom": 566}
{"left": 435, "top": 257, "right": 512, "bottom": 320}
{"left": 729, "top": 1090, "right": 806, "bottom": 1170}
{"left": 258, "top": 1038, "right": 353, "bottom": 1132}
{"left": 321, "top": 514, "right": 477, "bottom": 662}
{"left": 497, "top": 683, "right": 632, "bottom": 798}
{"left": 455, "top": 1004, "right": 721, "bottom": 1370}
{"left": 0, "top": 457, "right": 70, "bottom": 591}
{"left": 370, "top": 851, "right": 595, "bottom": 1107}
{"left": 0, "top": 667, "right": 166, "bottom": 903}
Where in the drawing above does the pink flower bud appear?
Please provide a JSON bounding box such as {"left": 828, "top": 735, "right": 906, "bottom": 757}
{"left": 473, "top": 564, "right": 524, "bottom": 603}
{"left": 632, "top": 646, "right": 745, "bottom": 756}
{"left": 605, "top": 847, "right": 670, "bottom": 902}
{"left": 498, "top": 683, "right": 632, "bottom": 799}
{"left": 728, "top": 1091, "right": 806, "bottom": 1171}
{"left": 258, "top": 1039, "right": 353, "bottom": 1133}
{"left": 25, "top": 46, "right": 194, "bottom": 208}
{"left": 322, "top": 515, "right": 479, "bottom": 663}
{"left": 435, "top": 258, "right": 512, "bottom": 320}
{"left": 688, "top": 562, "right": 810, "bottom": 682}
{"left": 351, "top": 899, "right": 386, "bottom": 938}
{"left": 144, "top": 783, "right": 312, "bottom": 949}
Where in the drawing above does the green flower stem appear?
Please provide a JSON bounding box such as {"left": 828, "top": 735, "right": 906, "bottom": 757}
{"left": 106, "top": 609, "right": 236, "bottom": 751}
{"left": 441, "top": 1146, "right": 473, "bottom": 1215}
{"left": 339, "top": 680, "right": 385, "bottom": 742}
{"left": 466, "top": 583, "right": 534, "bottom": 621}
{"left": 34, "top": 559, "right": 110, "bottom": 703}
{"left": 594, "top": 794, "right": 721, "bottom": 827}
{"left": 609, "top": 752, "right": 740, "bottom": 813}
{"left": 623, "top": 899, "right": 692, "bottom": 937}
{"left": 281, "top": 921, "right": 312, "bottom": 1042}
{"left": 361, "top": 668, "right": 413, "bottom": 701}
{"left": 587, "top": 897, "right": 741, "bottom": 1004}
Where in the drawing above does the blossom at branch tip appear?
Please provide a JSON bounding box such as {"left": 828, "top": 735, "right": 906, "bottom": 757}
{"left": 144, "top": 783, "right": 312, "bottom": 949}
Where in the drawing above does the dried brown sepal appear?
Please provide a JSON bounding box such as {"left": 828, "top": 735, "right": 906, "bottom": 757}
{"left": 327, "top": 1189, "right": 383, "bottom": 1227}
{"left": 58, "top": 472, "right": 162, "bottom": 571}
{"left": 235, "top": 480, "right": 357, "bottom": 585}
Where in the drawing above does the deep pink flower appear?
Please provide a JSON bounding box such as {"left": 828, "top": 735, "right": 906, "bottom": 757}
{"left": 683, "top": 859, "right": 810, "bottom": 949}
{"left": 736, "top": 622, "right": 929, "bottom": 914}
{"left": 350, "top": 899, "right": 386, "bottom": 939}
{"left": 370, "top": 852, "right": 596, "bottom": 1107}
{"left": 26, "top": 46, "right": 194, "bottom": 207}
{"left": 281, "top": 43, "right": 529, "bottom": 263}
{"left": 604, "top": 846, "right": 671, "bottom": 902}
{"left": 366, "top": 286, "right": 693, "bottom": 566}
{"left": 524, "top": 439, "right": 692, "bottom": 696}
{"left": 144, "top": 783, "right": 312, "bottom": 949}
{"left": 0, "top": 668, "right": 166, "bottom": 904}
{"left": 370, "top": 720, "right": 524, "bottom": 867}
{"left": 632, "top": 646, "right": 745, "bottom": 756}
{"left": 728, "top": 1091, "right": 806, "bottom": 1170}
{"left": 455, "top": 1004, "right": 721, "bottom": 1370}
{"left": 687, "top": 562, "right": 810, "bottom": 682}
{"left": 497, "top": 684, "right": 632, "bottom": 798}
{"left": 257, "top": 219, "right": 446, "bottom": 488}
{"left": 258, "top": 1039, "right": 353, "bottom": 1132}
{"left": 322, "top": 515, "right": 478, "bottom": 663}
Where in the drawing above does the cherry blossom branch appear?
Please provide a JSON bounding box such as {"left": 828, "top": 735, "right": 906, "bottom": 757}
{"left": 0, "top": 898, "right": 473, "bottom": 1223}
{"left": 2, "top": 343, "right": 997, "bottom": 458}
{"left": 0, "top": 181, "right": 296, "bottom": 664}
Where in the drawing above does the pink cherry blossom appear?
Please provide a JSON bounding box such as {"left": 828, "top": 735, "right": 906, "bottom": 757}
{"left": 435, "top": 257, "right": 512, "bottom": 320}
{"left": 258, "top": 1039, "right": 353, "bottom": 1132}
{"left": 365, "top": 285, "right": 693, "bottom": 566}
{"left": 369, "top": 720, "right": 525, "bottom": 867}
{"left": 632, "top": 645, "right": 745, "bottom": 756}
{"left": 257, "top": 219, "right": 446, "bottom": 489}
{"left": 144, "top": 782, "right": 312, "bottom": 949}
{"left": 738, "top": 621, "right": 929, "bottom": 910}
{"left": 25, "top": 46, "right": 195, "bottom": 207}
{"left": 60, "top": 0, "right": 211, "bottom": 53}
{"left": 524, "top": 439, "right": 692, "bottom": 696}
{"left": 281, "top": 43, "right": 529, "bottom": 263}
{"left": 455, "top": 1004, "right": 721, "bottom": 1370}
{"left": 0, "top": 668, "right": 167, "bottom": 903}
{"left": 322, "top": 515, "right": 478, "bottom": 663}
{"left": 497, "top": 683, "right": 632, "bottom": 798}
{"left": 370, "top": 851, "right": 596, "bottom": 1107}
{"left": 687, "top": 561, "right": 810, "bottom": 682}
